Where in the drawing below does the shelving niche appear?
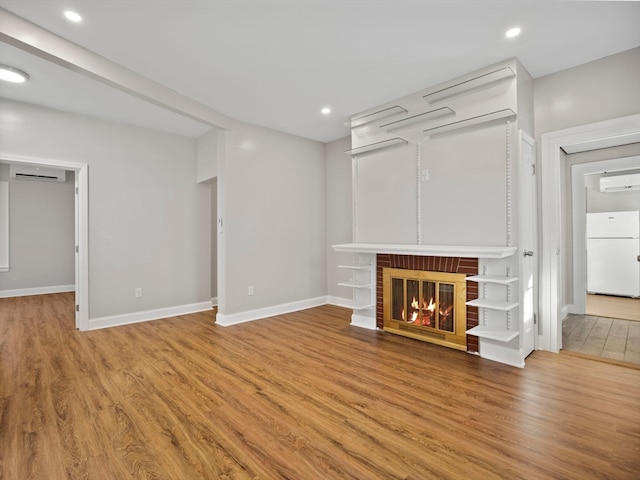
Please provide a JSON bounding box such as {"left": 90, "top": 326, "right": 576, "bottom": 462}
{"left": 337, "top": 255, "right": 376, "bottom": 311}
{"left": 465, "top": 270, "right": 519, "bottom": 342}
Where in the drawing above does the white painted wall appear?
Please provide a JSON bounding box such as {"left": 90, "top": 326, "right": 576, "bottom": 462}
{"left": 356, "top": 144, "right": 417, "bottom": 244}
{"left": 217, "top": 120, "right": 327, "bottom": 315}
{"left": 0, "top": 99, "right": 210, "bottom": 318}
{"left": 0, "top": 163, "right": 74, "bottom": 291}
{"left": 420, "top": 124, "right": 509, "bottom": 246}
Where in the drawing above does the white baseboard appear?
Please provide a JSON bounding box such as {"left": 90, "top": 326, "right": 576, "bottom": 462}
{"left": 216, "top": 296, "right": 328, "bottom": 327}
{"left": 350, "top": 313, "right": 377, "bottom": 330}
{"left": 0, "top": 284, "right": 75, "bottom": 298}
{"left": 478, "top": 339, "right": 525, "bottom": 368}
{"left": 88, "top": 300, "right": 213, "bottom": 330}
{"left": 326, "top": 295, "right": 355, "bottom": 309}
{"left": 565, "top": 303, "right": 579, "bottom": 315}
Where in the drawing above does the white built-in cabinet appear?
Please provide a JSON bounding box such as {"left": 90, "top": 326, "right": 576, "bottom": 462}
{"left": 336, "top": 58, "right": 535, "bottom": 368}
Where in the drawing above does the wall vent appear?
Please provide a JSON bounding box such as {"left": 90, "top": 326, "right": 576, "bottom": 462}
{"left": 9, "top": 164, "right": 66, "bottom": 182}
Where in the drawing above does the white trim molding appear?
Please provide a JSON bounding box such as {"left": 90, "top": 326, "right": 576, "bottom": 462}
{"left": 89, "top": 300, "right": 214, "bottom": 330}
{"left": 333, "top": 243, "right": 517, "bottom": 259}
{"left": 327, "top": 295, "right": 356, "bottom": 309}
{"left": 0, "top": 284, "right": 75, "bottom": 298}
{"left": 216, "top": 296, "right": 328, "bottom": 327}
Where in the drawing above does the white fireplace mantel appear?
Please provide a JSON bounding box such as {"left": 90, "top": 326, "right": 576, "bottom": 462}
{"left": 332, "top": 243, "right": 517, "bottom": 259}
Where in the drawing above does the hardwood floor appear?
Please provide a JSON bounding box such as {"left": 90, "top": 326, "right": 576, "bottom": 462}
{"left": 586, "top": 294, "right": 640, "bottom": 322}
{"left": 1, "top": 293, "right": 639, "bottom": 479}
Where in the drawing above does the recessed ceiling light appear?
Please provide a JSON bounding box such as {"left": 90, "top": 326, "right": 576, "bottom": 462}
{"left": 64, "top": 10, "right": 83, "bottom": 23}
{"left": 321, "top": 107, "right": 331, "bottom": 115}
{"left": 0, "top": 65, "right": 29, "bottom": 83}
{"left": 505, "top": 27, "right": 521, "bottom": 38}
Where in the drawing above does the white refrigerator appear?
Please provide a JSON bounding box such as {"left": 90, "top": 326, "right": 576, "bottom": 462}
{"left": 586, "top": 210, "right": 640, "bottom": 298}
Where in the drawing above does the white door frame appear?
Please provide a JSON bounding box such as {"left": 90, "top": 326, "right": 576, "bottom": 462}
{"left": 539, "top": 114, "right": 640, "bottom": 352}
{"left": 0, "top": 153, "right": 89, "bottom": 330}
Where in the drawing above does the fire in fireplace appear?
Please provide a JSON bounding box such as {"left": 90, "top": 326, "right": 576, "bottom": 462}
{"left": 383, "top": 268, "right": 467, "bottom": 350}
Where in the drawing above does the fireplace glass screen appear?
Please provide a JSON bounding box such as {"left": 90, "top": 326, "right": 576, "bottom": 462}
{"left": 391, "top": 277, "right": 455, "bottom": 333}
{"left": 383, "top": 267, "right": 468, "bottom": 350}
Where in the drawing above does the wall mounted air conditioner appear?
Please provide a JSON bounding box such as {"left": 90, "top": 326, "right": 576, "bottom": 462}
{"left": 9, "top": 164, "right": 66, "bottom": 182}
{"left": 600, "top": 173, "right": 640, "bottom": 192}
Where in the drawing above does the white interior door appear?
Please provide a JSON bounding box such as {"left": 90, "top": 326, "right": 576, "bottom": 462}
{"left": 519, "top": 131, "right": 537, "bottom": 358}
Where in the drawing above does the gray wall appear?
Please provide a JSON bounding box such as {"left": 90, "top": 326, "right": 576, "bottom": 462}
{"left": 534, "top": 47, "right": 640, "bottom": 138}
{"left": 0, "top": 163, "right": 75, "bottom": 291}
{"left": 218, "top": 120, "right": 327, "bottom": 315}
{"left": 325, "top": 136, "right": 352, "bottom": 299}
{"left": 0, "top": 99, "right": 211, "bottom": 319}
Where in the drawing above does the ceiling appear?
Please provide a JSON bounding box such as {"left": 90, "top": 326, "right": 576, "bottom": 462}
{"left": 0, "top": 1, "right": 639, "bottom": 143}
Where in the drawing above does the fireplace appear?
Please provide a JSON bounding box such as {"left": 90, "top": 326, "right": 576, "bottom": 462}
{"left": 376, "top": 254, "right": 479, "bottom": 353}
{"left": 383, "top": 268, "right": 468, "bottom": 350}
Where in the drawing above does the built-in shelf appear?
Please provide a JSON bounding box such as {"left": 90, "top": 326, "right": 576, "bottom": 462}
{"left": 338, "top": 281, "right": 373, "bottom": 289}
{"left": 346, "top": 105, "right": 408, "bottom": 129}
{"left": 342, "top": 301, "right": 376, "bottom": 311}
{"left": 423, "top": 66, "right": 515, "bottom": 104}
{"left": 466, "top": 275, "right": 519, "bottom": 285}
{"left": 345, "top": 137, "right": 408, "bottom": 156}
{"left": 423, "top": 109, "right": 516, "bottom": 138}
{"left": 338, "top": 264, "right": 373, "bottom": 271}
{"left": 466, "top": 299, "right": 519, "bottom": 311}
{"left": 379, "top": 107, "right": 455, "bottom": 131}
{"left": 465, "top": 325, "right": 519, "bottom": 342}
{"left": 333, "top": 243, "right": 517, "bottom": 259}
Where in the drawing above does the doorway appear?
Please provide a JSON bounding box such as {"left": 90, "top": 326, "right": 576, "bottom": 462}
{"left": 570, "top": 156, "right": 640, "bottom": 314}
{"left": 0, "top": 153, "right": 89, "bottom": 330}
{"left": 562, "top": 156, "right": 640, "bottom": 364}
{"left": 539, "top": 113, "right": 640, "bottom": 353}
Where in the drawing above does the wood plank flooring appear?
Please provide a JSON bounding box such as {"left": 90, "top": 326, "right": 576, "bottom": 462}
{"left": 563, "top": 314, "right": 640, "bottom": 365}
{"left": 1, "top": 293, "right": 640, "bottom": 479}
{"left": 586, "top": 294, "right": 640, "bottom": 322}
{"left": 563, "top": 295, "right": 640, "bottom": 366}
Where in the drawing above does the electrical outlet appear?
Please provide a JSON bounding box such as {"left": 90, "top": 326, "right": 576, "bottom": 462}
{"left": 248, "top": 286, "right": 254, "bottom": 296}
{"left": 135, "top": 288, "right": 142, "bottom": 298}
{"left": 421, "top": 169, "right": 429, "bottom": 181}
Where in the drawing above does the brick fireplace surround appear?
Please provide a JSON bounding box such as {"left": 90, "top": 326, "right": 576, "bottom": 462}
{"left": 376, "top": 254, "right": 479, "bottom": 353}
